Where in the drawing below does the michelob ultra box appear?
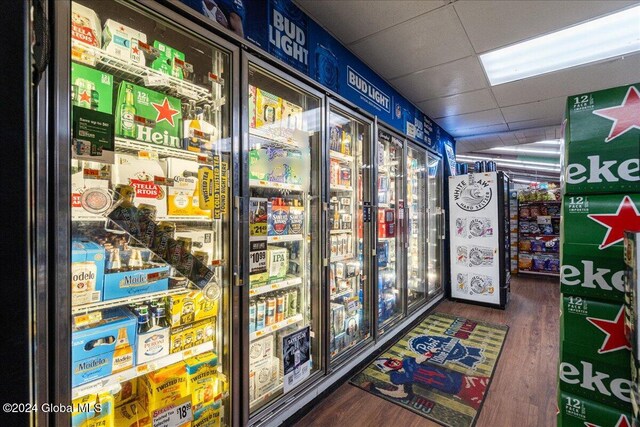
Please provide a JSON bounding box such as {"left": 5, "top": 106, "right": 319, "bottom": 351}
{"left": 114, "top": 82, "right": 182, "bottom": 149}
{"left": 193, "top": 400, "right": 222, "bottom": 427}
{"left": 166, "top": 158, "right": 212, "bottom": 217}
{"left": 558, "top": 391, "right": 631, "bottom": 427}
{"left": 138, "top": 361, "right": 189, "bottom": 414}
{"left": 112, "top": 154, "right": 168, "bottom": 219}
{"left": 71, "top": 239, "right": 105, "bottom": 306}
{"left": 102, "top": 19, "right": 147, "bottom": 66}
{"left": 185, "top": 352, "right": 219, "bottom": 412}
{"left": 72, "top": 392, "right": 114, "bottom": 427}
{"left": 167, "top": 290, "right": 218, "bottom": 328}
{"left": 113, "top": 401, "right": 150, "bottom": 427}
{"left": 71, "top": 2, "right": 101, "bottom": 66}
{"left": 563, "top": 83, "right": 640, "bottom": 195}
{"left": 102, "top": 264, "right": 170, "bottom": 301}
{"left": 560, "top": 296, "right": 630, "bottom": 368}
{"left": 71, "top": 307, "right": 137, "bottom": 386}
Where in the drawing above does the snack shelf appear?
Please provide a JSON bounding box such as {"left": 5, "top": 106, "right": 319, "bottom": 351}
{"left": 520, "top": 233, "right": 560, "bottom": 238}
{"left": 518, "top": 201, "right": 561, "bottom": 206}
{"left": 249, "top": 276, "right": 303, "bottom": 297}
{"left": 250, "top": 313, "right": 304, "bottom": 341}
{"left": 518, "top": 250, "right": 559, "bottom": 255}
{"left": 71, "top": 287, "right": 190, "bottom": 315}
{"left": 249, "top": 179, "right": 304, "bottom": 192}
{"left": 329, "top": 150, "right": 354, "bottom": 163}
{"left": 267, "top": 234, "right": 304, "bottom": 243}
{"left": 72, "top": 40, "right": 216, "bottom": 104}
{"left": 71, "top": 341, "right": 214, "bottom": 399}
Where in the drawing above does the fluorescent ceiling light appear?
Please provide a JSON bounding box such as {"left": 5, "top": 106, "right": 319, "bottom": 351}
{"left": 456, "top": 154, "right": 560, "bottom": 168}
{"left": 487, "top": 147, "right": 560, "bottom": 155}
{"left": 534, "top": 140, "right": 561, "bottom": 145}
{"left": 457, "top": 158, "right": 560, "bottom": 173}
{"left": 479, "top": 5, "right": 640, "bottom": 85}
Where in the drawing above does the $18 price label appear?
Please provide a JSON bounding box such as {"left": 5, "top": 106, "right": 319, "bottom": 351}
{"left": 152, "top": 396, "right": 192, "bottom": 427}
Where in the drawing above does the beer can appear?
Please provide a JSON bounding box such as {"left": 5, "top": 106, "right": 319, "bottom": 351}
{"left": 276, "top": 292, "right": 285, "bottom": 322}
{"left": 153, "top": 221, "right": 176, "bottom": 260}
{"left": 265, "top": 296, "right": 276, "bottom": 326}
{"left": 473, "top": 161, "right": 484, "bottom": 173}
{"left": 288, "top": 289, "right": 298, "bottom": 318}
{"left": 486, "top": 161, "right": 497, "bottom": 172}
{"left": 281, "top": 291, "right": 290, "bottom": 319}
{"left": 193, "top": 250, "right": 209, "bottom": 266}
{"left": 249, "top": 301, "right": 257, "bottom": 334}
{"left": 256, "top": 298, "right": 266, "bottom": 331}
{"left": 457, "top": 163, "right": 468, "bottom": 174}
{"left": 176, "top": 237, "right": 193, "bottom": 254}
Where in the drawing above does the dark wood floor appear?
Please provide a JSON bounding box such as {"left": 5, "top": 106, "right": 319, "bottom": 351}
{"left": 294, "top": 275, "right": 560, "bottom": 427}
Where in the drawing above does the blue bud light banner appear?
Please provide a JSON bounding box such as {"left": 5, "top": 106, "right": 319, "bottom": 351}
{"left": 179, "top": 0, "right": 455, "bottom": 156}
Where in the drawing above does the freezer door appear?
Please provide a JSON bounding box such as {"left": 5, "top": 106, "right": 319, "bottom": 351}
{"left": 245, "top": 61, "right": 323, "bottom": 414}
{"left": 406, "top": 143, "right": 428, "bottom": 310}
{"left": 427, "top": 153, "right": 444, "bottom": 300}
{"left": 63, "top": 1, "right": 235, "bottom": 425}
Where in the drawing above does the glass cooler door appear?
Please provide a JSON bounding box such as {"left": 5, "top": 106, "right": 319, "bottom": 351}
{"left": 328, "top": 103, "right": 372, "bottom": 365}
{"left": 245, "top": 60, "right": 322, "bottom": 414}
{"left": 67, "top": 1, "right": 233, "bottom": 425}
{"left": 376, "top": 127, "right": 405, "bottom": 332}
{"left": 427, "top": 153, "right": 444, "bottom": 299}
{"left": 406, "top": 143, "right": 428, "bottom": 310}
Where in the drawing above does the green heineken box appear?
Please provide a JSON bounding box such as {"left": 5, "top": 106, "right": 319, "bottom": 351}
{"left": 562, "top": 194, "right": 640, "bottom": 249}
{"left": 71, "top": 62, "right": 113, "bottom": 114}
{"left": 151, "top": 41, "right": 185, "bottom": 80}
{"left": 561, "top": 244, "right": 626, "bottom": 303}
{"left": 558, "top": 391, "right": 631, "bottom": 427}
{"left": 560, "top": 296, "right": 630, "bottom": 367}
{"left": 114, "top": 81, "right": 183, "bottom": 149}
{"left": 563, "top": 83, "right": 640, "bottom": 196}
{"left": 559, "top": 344, "right": 633, "bottom": 410}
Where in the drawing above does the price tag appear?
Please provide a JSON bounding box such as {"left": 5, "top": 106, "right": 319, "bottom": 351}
{"left": 144, "top": 74, "right": 170, "bottom": 87}
{"left": 138, "top": 150, "right": 159, "bottom": 161}
{"left": 152, "top": 396, "right": 192, "bottom": 427}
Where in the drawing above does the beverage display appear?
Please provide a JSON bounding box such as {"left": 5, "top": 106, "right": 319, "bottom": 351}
{"left": 68, "top": 1, "right": 231, "bottom": 425}
{"left": 426, "top": 153, "right": 444, "bottom": 297}
{"left": 377, "top": 128, "right": 405, "bottom": 329}
{"left": 517, "top": 200, "right": 561, "bottom": 276}
{"left": 406, "top": 143, "right": 427, "bottom": 307}
{"left": 328, "top": 106, "right": 371, "bottom": 361}
{"left": 246, "top": 64, "right": 321, "bottom": 411}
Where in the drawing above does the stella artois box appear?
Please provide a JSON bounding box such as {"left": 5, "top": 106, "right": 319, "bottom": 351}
{"left": 112, "top": 154, "right": 168, "bottom": 219}
{"left": 166, "top": 158, "right": 212, "bottom": 218}
{"left": 114, "top": 81, "right": 183, "bottom": 149}
{"left": 71, "top": 2, "right": 101, "bottom": 66}
{"left": 561, "top": 296, "right": 630, "bottom": 367}
{"left": 563, "top": 83, "right": 640, "bottom": 196}
{"left": 558, "top": 391, "right": 632, "bottom": 427}
{"left": 102, "top": 19, "right": 147, "bottom": 66}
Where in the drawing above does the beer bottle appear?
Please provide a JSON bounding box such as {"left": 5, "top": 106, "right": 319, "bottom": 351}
{"left": 112, "top": 327, "right": 133, "bottom": 373}
{"left": 152, "top": 304, "right": 170, "bottom": 329}
{"left": 107, "top": 248, "right": 122, "bottom": 273}
{"left": 137, "top": 306, "right": 152, "bottom": 335}
{"left": 120, "top": 83, "right": 137, "bottom": 138}
{"left": 128, "top": 249, "right": 144, "bottom": 270}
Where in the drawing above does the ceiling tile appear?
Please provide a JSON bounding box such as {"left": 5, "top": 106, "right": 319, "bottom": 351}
{"left": 492, "top": 53, "right": 640, "bottom": 106}
{"left": 416, "top": 88, "right": 496, "bottom": 118}
{"left": 295, "top": 1, "right": 445, "bottom": 45}
{"left": 448, "top": 123, "right": 510, "bottom": 138}
{"left": 454, "top": 0, "right": 637, "bottom": 53}
{"left": 349, "top": 6, "right": 473, "bottom": 79}
{"left": 500, "top": 96, "right": 566, "bottom": 123}
{"left": 508, "top": 117, "right": 565, "bottom": 131}
{"left": 436, "top": 108, "right": 505, "bottom": 133}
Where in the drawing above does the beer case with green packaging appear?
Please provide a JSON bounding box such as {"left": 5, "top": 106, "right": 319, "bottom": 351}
{"left": 563, "top": 83, "right": 640, "bottom": 195}
{"left": 558, "top": 391, "right": 631, "bottom": 427}
{"left": 114, "top": 81, "right": 183, "bottom": 149}
{"left": 71, "top": 62, "right": 114, "bottom": 162}
{"left": 624, "top": 232, "right": 640, "bottom": 364}
{"left": 151, "top": 40, "right": 186, "bottom": 80}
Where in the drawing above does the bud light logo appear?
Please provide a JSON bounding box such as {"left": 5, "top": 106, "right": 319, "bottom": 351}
{"left": 408, "top": 335, "right": 484, "bottom": 369}
{"left": 269, "top": 2, "right": 309, "bottom": 73}
{"left": 347, "top": 67, "right": 390, "bottom": 113}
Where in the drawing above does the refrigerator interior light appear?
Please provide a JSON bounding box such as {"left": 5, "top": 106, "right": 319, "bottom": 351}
{"left": 479, "top": 4, "right": 640, "bottom": 85}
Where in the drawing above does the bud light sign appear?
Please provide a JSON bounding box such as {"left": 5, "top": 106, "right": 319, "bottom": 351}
{"left": 347, "top": 66, "right": 391, "bottom": 113}
{"left": 268, "top": 0, "right": 308, "bottom": 74}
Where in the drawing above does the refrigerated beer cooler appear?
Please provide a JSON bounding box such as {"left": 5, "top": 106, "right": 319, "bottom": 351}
{"left": 448, "top": 171, "right": 510, "bottom": 309}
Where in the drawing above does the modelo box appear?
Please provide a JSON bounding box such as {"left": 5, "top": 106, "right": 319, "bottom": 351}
{"left": 102, "top": 263, "right": 170, "bottom": 301}
{"left": 71, "top": 239, "right": 105, "bottom": 306}
{"left": 71, "top": 307, "right": 137, "bottom": 386}
{"left": 558, "top": 391, "right": 631, "bottom": 427}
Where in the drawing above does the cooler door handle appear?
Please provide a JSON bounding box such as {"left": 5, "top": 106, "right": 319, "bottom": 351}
{"left": 440, "top": 208, "right": 446, "bottom": 240}
{"left": 234, "top": 196, "right": 243, "bottom": 287}
{"left": 404, "top": 207, "right": 410, "bottom": 248}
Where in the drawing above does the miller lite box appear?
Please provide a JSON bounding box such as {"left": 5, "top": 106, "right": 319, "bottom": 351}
{"left": 563, "top": 83, "right": 640, "bottom": 195}
{"left": 102, "top": 19, "right": 147, "bottom": 66}
{"left": 558, "top": 391, "right": 631, "bottom": 427}
{"left": 114, "top": 81, "right": 182, "bottom": 149}
{"left": 166, "top": 158, "right": 212, "bottom": 218}
{"left": 71, "top": 239, "right": 105, "bottom": 306}
{"left": 71, "top": 2, "right": 101, "bottom": 66}
{"left": 112, "top": 154, "right": 168, "bottom": 219}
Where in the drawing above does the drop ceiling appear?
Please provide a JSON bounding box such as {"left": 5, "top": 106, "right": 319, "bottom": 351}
{"left": 295, "top": 0, "right": 640, "bottom": 176}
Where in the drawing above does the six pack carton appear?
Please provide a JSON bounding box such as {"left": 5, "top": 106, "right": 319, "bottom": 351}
{"left": 72, "top": 392, "right": 115, "bottom": 427}
{"left": 71, "top": 239, "right": 105, "bottom": 306}
{"left": 185, "top": 352, "right": 219, "bottom": 412}
{"left": 138, "top": 361, "right": 189, "bottom": 414}
{"left": 112, "top": 153, "right": 168, "bottom": 219}
{"left": 558, "top": 391, "right": 632, "bottom": 427}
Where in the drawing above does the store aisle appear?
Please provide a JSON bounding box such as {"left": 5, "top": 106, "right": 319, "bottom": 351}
{"left": 293, "top": 276, "right": 560, "bottom": 427}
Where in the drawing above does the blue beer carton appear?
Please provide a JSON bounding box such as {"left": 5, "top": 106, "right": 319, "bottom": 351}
{"left": 377, "top": 241, "right": 389, "bottom": 267}
{"left": 72, "top": 307, "right": 137, "bottom": 386}
{"left": 102, "top": 263, "right": 170, "bottom": 300}
{"left": 71, "top": 239, "right": 105, "bottom": 306}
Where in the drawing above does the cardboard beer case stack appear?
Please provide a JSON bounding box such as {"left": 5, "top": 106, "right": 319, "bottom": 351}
{"left": 558, "top": 83, "right": 640, "bottom": 426}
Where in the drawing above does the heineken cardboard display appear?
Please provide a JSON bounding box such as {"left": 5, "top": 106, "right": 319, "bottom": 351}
{"left": 563, "top": 83, "right": 640, "bottom": 196}
{"left": 71, "top": 63, "right": 114, "bottom": 163}
{"left": 624, "top": 232, "right": 640, "bottom": 366}
{"left": 560, "top": 296, "right": 630, "bottom": 367}
{"left": 561, "top": 243, "right": 626, "bottom": 303}
{"left": 151, "top": 41, "right": 186, "bottom": 80}
{"left": 558, "top": 391, "right": 631, "bottom": 427}
{"left": 114, "top": 81, "right": 183, "bottom": 149}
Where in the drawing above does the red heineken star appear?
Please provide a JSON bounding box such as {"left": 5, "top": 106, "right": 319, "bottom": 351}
{"left": 584, "top": 413, "right": 631, "bottom": 427}
{"left": 586, "top": 306, "right": 631, "bottom": 354}
{"left": 588, "top": 196, "right": 640, "bottom": 249}
{"left": 152, "top": 98, "right": 179, "bottom": 126}
{"left": 79, "top": 90, "right": 91, "bottom": 104}
{"left": 592, "top": 85, "right": 640, "bottom": 142}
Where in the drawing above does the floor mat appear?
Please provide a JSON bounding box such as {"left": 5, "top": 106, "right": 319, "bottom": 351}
{"left": 350, "top": 312, "right": 509, "bottom": 427}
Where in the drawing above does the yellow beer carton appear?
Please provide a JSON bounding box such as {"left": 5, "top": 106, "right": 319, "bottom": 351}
{"left": 168, "top": 290, "right": 218, "bottom": 328}
{"left": 185, "top": 352, "right": 220, "bottom": 412}
{"left": 170, "top": 319, "right": 216, "bottom": 353}
{"left": 138, "top": 362, "right": 189, "bottom": 415}
{"left": 192, "top": 399, "right": 222, "bottom": 427}
{"left": 255, "top": 88, "right": 282, "bottom": 136}
{"left": 72, "top": 392, "right": 114, "bottom": 427}
{"left": 113, "top": 400, "right": 150, "bottom": 427}
{"left": 113, "top": 378, "right": 137, "bottom": 407}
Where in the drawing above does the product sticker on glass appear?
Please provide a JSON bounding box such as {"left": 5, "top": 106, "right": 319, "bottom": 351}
{"left": 282, "top": 326, "right": 311, "bottom": 393}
